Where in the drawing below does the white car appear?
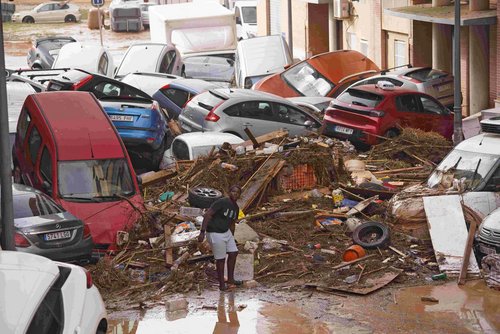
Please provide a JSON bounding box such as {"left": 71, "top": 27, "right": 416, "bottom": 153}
{"left": 52, "top": 42, "right": 115, "bottom": 78}
{"left": 0, "top": 251, "right": 107, "bottom": 334}
{"left": 159, "top": 132, "right": 244, "bottom": 169}
{"left": 12, "top": 2, "right": 81, "bottom": 24}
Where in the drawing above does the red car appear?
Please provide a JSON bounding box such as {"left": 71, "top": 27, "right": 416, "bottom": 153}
{"left": 322, "top": 82, "right": 454, "bottom": 145}
{"left": 253, "top": 50, "right": 380, "bottom": 98}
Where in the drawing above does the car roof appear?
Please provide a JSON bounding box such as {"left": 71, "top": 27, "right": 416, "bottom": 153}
{"left": 30, "top": 91, "right": 125, "bottom": 160}
{"left": 173, "top": 132, "right": 244, "bottom": 147}
{"left": 52, "top": 43, "right": 107, "bottom": 70}
{"left": 0, "top": 251, "right": 59, "bottom": 334}
{"left": 7, "top": 81, "right": 36, "bottom": 133}
{"left": 453, "top": 132, "right": 500, "bottom": 156}
{"left": 211, "top": 87, "right": 292, "bottom": 103}
{"left": 169, "top": 78, "right": 220, "bottom": 92}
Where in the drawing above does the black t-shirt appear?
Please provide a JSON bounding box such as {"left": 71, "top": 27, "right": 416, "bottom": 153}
{"left": 206, "top": 197, "right": 239, "bottom": 233}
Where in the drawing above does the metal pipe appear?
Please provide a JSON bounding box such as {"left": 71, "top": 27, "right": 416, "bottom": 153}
{"left": 0, "top": 4, "right": 16, "bottom": 251}
{"left": 287, "top": 0, "right": 293, "bottom": 57}
{"left": 453, "top": 0, "right": 463, "bottom": 145}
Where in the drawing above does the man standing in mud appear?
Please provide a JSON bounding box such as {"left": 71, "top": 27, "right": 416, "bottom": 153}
{"left": 198, "top": 185, "right": 242, "bottom": 291}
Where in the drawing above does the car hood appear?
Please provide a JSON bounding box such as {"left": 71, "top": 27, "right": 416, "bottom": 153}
{"left": 482, "top": 208, "right": 500, "bottom": 230}
{"left": 252, "top": 72, "right": 298, "bottom": 97}
{"left": 0, "top": 252, "right": 59, "bottom": 334}
{"left": 59, "top": 194, "right": 144, "bottom": 246}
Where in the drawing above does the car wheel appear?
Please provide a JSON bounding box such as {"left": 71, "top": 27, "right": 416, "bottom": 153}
{"left": 384, "top": 129, "right": 399, "bottom": 139}
{"left": 188, "top": 186, "right": 223, "bottom": 208}
{"left": 352, "top": 221, "right": 390, "bottom": 249}
{"left": 22, "top": 16, "right": 34, "bottom": 23}
{"left": 64, "top": 15, "right": 76, "bottom": 23}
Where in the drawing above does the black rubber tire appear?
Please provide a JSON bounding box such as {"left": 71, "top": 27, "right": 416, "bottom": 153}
{"left": 64, "top": 15, "right": 76, "bottom": 23}
{"left": 353, "top": 221, "right": 390, "bottom": 249}
{"left": 22, "top": 16, "right": 34, "bottom": 23}
{"left": 188, "top": 187, "right": 223, "bottom": 208}
{"left": 384, "top": 129, "right": 399, "bottom": 139}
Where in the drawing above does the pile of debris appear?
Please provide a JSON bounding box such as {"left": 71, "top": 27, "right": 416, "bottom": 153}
{"left": 89, "top": 128, "right": 489, "bottom": 310}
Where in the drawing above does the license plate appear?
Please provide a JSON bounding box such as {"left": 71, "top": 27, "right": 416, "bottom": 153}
{"left": 110, "top": 115, "right": 134, "bottom": 122}
{"left": 334, "top": 125, "right": 353, "bottom": 135}
{"left": 479, "top": 243, "right": 497, "bottom": 255}
{"left": 44, "top": 230, "right": 71, "bottom": 241}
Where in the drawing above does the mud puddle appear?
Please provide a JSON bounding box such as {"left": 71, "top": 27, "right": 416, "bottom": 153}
{"left": 107, "top": 280, "right": 500, "bottom": 334}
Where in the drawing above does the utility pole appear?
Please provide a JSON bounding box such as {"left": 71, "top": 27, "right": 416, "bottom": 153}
{"left": 453, "top": 0, "right": 463, "bottom": 145}
{"left": 0, "top": 2, "right": 16, "bottom": 251}
{"left": 287, "top": 0, "right": 293, "bottom": 57}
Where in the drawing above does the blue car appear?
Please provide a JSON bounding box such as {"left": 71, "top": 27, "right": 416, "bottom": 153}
{"left": 151, "top": 78, "right": 221, "bottom": 120}
{"left": 46, "top": 69, "right": 170, "bottom": 170}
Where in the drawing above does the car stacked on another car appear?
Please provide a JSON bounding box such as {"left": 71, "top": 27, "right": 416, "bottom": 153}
{"left": 12, "top": 2, "right": 81, "bottom": 23}
{"left": 347, "top": 66, "right": 455, "bottom": 109}
{"left": 1, "top": 183, "right": 94, "bottom": 264}
{"left": 47, "top": 69, "right": 170, "bottom": 170}
{"left": 178, "top": 88, "right": 321, "bottom": 140}
{"left": 322, "top": 81, "right": 453, "bottom": 146}
{"left": 286, "top": 96, "right": 334, "bottom": 116}
{"left": 27, "top": 36, "right": 77, "bottom": 70}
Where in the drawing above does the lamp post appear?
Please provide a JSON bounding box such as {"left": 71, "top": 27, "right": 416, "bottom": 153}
{"left": 0, "top": 0, "right": 16, "bottom": 251}
{"left": 453, "top": 0, "right": 463, "bottom": 145}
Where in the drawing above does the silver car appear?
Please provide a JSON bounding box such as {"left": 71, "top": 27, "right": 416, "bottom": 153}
{"left": 349, "top": 66, "right": 455, "bottom": 109}
{"left": 1, "top": 183, "right": 94, "bottom": 264}
{"left": 178, "top": 88, "right": 321, "bottom": 139}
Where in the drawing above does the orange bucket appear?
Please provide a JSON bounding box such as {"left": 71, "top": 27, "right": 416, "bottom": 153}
{"left": 342, "top": 245, "right": 366, "bottom": 262}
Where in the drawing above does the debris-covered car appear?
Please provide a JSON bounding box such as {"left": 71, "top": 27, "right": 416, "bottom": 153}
{"left": 27, "top": 36, "right": 77, "bottom": 70}
{"left": 179, "top": 88, "right": 321, "bottom": 139}
{"left": 1, "top": 183, "right": 94, "bottom": 264}
{"left": 322, "top": 81, "right": 453, "bottom": 146}
{"left": 0, "top": 251, "right": 107, "bottom": 334}
{"left": 476, "top": 207, "right": 500, "bottom": 257}
{"left": 12, "top": 91, "right": 144, "bottom": 250}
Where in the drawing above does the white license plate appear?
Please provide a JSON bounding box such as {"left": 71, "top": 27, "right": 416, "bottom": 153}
{"left": 334, "top": 125, "right": 353, "bottom": 135}
{"left": 110, "top": 115, "right": 134, "bottom": 122}
{"left": 44, "top": 230, "right": 71, "bottom": 241}
{"left": 479, "top": 243, "right": 497, "bottom": 255}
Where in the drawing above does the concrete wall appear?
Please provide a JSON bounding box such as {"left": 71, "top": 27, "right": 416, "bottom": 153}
{"left": 256, "top": 0, "right": 269, "bottom": 36}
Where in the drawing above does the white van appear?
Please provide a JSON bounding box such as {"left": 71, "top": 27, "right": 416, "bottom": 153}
{"left": 52, "top": 42, "right": 115, "bottom": 78}
{"left": 234, "top": 1, "right": 256, "bottom": 40}
{"left": 160, "top": 132, "right": 244, "bottom": 169}
{"left": 235, "top": 35, "right": 292, "bottom": 89}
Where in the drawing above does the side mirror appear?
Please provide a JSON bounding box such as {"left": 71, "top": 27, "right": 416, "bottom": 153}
{"left": 42, "top": 181, "right": 52, "bottom": 194}
{"left": 304, "top": 120, "right": 313, "bottom": 128}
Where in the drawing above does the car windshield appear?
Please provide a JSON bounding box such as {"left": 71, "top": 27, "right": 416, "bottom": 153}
{"left": 241, "top": 7, "right": 256, "bottom": 24}
{"left": 427, "top": 149, "right": 498, "bottom": 190}
{"left": 58, "top": 159, "right": 135, "bottom": 201}
{"left": 336, "top": 88, "right": 384, "bottom": 108}
{"left": 405, "top": 68, "right": 447, "bottom": 82}
{"left": 13, "top": 193, "right": 64, "bottom": 219}
{"left": 283, "top": 62, "right": 334, "bottom": 97}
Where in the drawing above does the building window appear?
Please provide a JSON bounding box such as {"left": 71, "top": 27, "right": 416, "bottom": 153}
{"left": 347, "top": 32, "right": 357, "bottom": 50}
{"left": 360, "top": 39, "right": 368, "bottom": 56}
{"left": 394, "top": 40, "right": 407, "bottom": 67}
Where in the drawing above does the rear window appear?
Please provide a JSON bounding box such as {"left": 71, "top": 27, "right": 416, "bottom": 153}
{"left": 13, "top": 193, "right": 64, "bottom": 219}
{"left": 190, "top": 91, "right": 224, "bottom": 111}
{"left": 337, "top": 89, "right": 384, "bottom": 108}
{"left": 405, "top": 68, "right": 447, "bottom": 82}
{"left": 172, "top": 139, "right": 189, "bottom": 160}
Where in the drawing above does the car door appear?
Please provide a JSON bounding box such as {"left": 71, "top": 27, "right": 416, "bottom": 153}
{"left": 271, "top": 103, "right": 320, "bottom": 137}
{"left": 19, "top": 122, "right": 42, "bottom": 188}
{"left": 394, "top": 94, "right": 430, "bottom": 130}
{"left": 158, "top": 87, "right": 192, "bottom": 119}
{"left": 36, "top": 3, "right": 53, "bottom": 23}
{"left": 227, "top": 100, "right": 275, "bottom": 138}
{"left": 417, "top": 94, "right": 454, "bottom": 139}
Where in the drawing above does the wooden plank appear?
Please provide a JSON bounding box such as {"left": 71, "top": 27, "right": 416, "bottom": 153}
{"left": 423, "top": 195, "right": 480, "bottom": 277}
{"left": 235, "top": 129, "right": 289, "bottom": 149}
{"left": 458, "top": 216, "right": 478, "bottom": 285}
{"left": 244, "top": 127, "right": 259, "bottom": 148}
{"left": 140, "top": 169, "right": 177, "bottom": 187}
{"left": 372, "top": 166, "right": 424, "bottom": 175}
{"left": 164, "top": 225, "right": 173, "bottom": 267}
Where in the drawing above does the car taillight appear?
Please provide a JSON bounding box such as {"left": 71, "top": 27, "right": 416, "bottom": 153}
{"left": 15, "top": 233, "right": 30, "bottom": 247}
{"left": 369, "top": 110, "right": 385, "bottom": 117}
{"left": 83, "top": 224, "right": 91, "bottom": 239}
{"left": 325, "top": 108, "right": 335, "bottom": 117}
{"left": 84, "top": 268, "right": 93, "bottom": 288}
{"left": 146, "top": 137, "right": 155, "bottom": 144}
{"left": 72, "top": 75, "right": 93, "bottom": 90}
{"left": 205, "top": 110, "right": 220, "bottom": 122}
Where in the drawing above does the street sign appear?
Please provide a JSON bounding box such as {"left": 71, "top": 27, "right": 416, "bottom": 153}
{"left": 91, "top": 0, "right": 105, "bottom": 8}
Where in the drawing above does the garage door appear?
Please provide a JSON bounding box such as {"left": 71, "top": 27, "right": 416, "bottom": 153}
{"left": 269, "top": 0, "right": 281, "bottom": 35}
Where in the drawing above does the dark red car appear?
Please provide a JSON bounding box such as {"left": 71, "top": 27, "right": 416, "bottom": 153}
{"left": 322, "top": 82, "right": 454, "bottom": 145}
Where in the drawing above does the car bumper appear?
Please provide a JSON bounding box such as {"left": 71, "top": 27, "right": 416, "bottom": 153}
{"left": 322, "top": 122, "right": 375, "bottom": 145}
{"left": 116, "top": 128, "right": 166, "bottom": 150}
{"left": 475, "top": 241, "right": 500, "bottom": 257}
{"left": 16, "top": 236, "right": 94, "bottom": 264}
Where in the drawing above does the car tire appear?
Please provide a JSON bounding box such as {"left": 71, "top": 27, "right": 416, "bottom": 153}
{"left": 384, "top": 129, "right": 399, "bottom": 139}
{"left": 352, "top": 221, "right": 390, "bottom": 249}
{"left": 188, "top": 186, "right": 223, "bottom": 208}
{"left": 64, "top": 15, "right": 76, "bottom": 23}
{"left": 22, "top": 16, "right": 34, "bottom": 23}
